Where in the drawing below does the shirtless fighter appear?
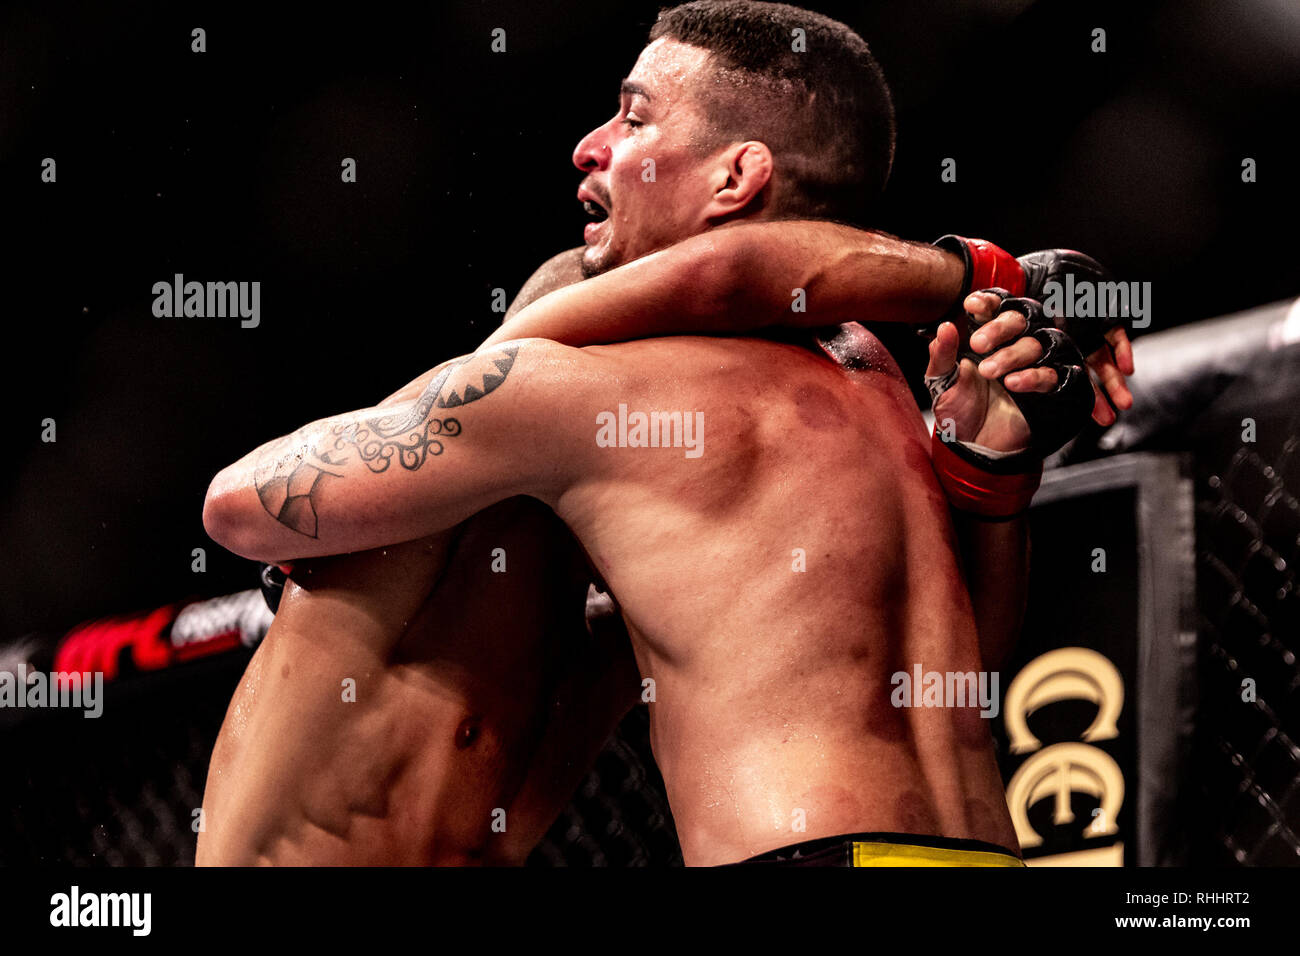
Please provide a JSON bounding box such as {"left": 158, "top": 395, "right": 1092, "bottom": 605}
{"left": 198, "top": 1, "right": 1133, "bottom": 866}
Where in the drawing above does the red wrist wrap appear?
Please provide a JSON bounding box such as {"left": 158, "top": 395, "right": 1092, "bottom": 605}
{"left": 962, "top": 237, "right": 1026, "bottom": 297}
{"left": 931, "top": 428, "right": 1042, "bottom": 519}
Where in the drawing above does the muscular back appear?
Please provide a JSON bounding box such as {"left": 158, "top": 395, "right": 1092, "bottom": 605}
{"left": 548, "top": 325, "right": 1017, "bottom": 865}
{"left": 202, "top": 318, "right": 1019, "bottom": 866}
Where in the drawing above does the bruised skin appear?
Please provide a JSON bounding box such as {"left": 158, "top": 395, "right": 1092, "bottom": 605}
{"left": 201, "top": 320, "right": 1019, "bottom": 866}
{"left": 552, "top": 325, "right": 1019, "bottom": 864}
{"left": 198, "top": 498, "right": 633, "bottom": 866}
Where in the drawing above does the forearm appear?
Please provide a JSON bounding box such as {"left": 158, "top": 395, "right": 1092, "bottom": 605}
{"left": 954, "top": 512, "right": 1030, "bottom": 671}
{"left": 728, "top": 221, "right": 965, "bottom": 328}
{"left": 480, "top": 221, "right": 963, "bottom": 350}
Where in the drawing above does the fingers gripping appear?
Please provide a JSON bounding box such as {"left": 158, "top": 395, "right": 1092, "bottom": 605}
{"left": 977, "top": 294, "right": 1095, "bottom": 457}
{"left": 924, "top": 321, "right": 961, "bottom": 404}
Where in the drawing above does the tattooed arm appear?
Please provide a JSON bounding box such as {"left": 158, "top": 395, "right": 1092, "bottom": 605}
{"left": 203, "top": 341, "right": 584, "bottom": 564}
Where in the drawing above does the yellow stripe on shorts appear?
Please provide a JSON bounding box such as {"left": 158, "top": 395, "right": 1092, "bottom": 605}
{"left": 850, "top": 840, "right": 1025, "bottom": 867}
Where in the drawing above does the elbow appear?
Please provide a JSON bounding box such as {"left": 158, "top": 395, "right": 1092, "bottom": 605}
{"left": 202, "top": 470, "right": 238, "bottom": 550}
{"left": 202, "top": 469, "right": 262, "bottom": 560}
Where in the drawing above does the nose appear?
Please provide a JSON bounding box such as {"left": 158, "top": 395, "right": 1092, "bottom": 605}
{"left": 573, "top": 122, "right": 612, "bottom": 172}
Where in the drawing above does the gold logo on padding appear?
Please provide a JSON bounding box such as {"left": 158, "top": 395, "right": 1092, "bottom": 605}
{"left": 1003, "top": 647, "right": 1124, "bottom": 755}
{"left": 1006, "top": 742, "right": 1125, "bottom": 849}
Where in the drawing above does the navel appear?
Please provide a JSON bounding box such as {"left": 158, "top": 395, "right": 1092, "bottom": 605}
{"left": 455, "top": 716, "right": 482, "bottom": 750}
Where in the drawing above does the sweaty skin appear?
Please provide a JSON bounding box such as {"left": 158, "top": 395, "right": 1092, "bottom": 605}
{"left": 206, "top": 322, "right": 1021, "bottom": 865}
{"left": 196, "top": 226, "right": 979, "bottom": 867}
{"left": 547, "top": 331, "right": 1019, "bottom": 864}
{"left": 198, "top": 500, "right": 641, "bottom": 865}
{"left": 198, "top": 246, "right": 647, "bottom": 865}
{"left": 201, "top": 12, "right": 1130, "bottom": 862}
{"left": 199, "top": 227, "right": 1040, "bottom": 866}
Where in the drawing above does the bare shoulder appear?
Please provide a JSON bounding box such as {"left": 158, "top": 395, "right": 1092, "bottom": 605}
{"left": 478, "top": 333, "right": 838, "bottom": 423}
{"left": 506, "top": 247, "right": 587, "bottom": 319}
{"left": 459, "top": 337, "right": 622, "bottom": 425}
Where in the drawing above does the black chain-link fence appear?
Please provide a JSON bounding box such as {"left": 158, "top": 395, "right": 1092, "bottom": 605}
{"left": 1083, "top": 298, "right": 1300, "bottom": 865}
{"left": 1195, "top": 429, "right": 1300, "bottom": 865}
{"left": 528, "top": 706, "right": 681, "bottom": 866}
{"left": 2, "top": 657, "right": 243, "bottom": 866}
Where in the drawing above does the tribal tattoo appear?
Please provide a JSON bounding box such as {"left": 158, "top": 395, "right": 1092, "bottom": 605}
{"left": 253, "top": 345, "right": 520, "bottom": 537}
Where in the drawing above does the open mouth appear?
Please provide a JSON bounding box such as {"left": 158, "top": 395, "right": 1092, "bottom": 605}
{"left": 583, "top": 198, "right": 609, "bottom": 223}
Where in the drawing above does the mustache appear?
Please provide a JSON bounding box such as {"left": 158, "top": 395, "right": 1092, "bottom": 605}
{"left": 581, "top": 178, "right": 612, "bottom": 210}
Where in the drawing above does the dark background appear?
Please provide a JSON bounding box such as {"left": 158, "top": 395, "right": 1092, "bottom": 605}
{"left": 3, "top": 0, "right": 1298, "bottom": 637}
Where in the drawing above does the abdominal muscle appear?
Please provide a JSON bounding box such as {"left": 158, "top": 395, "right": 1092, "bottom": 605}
{"left": 198, "top": 498, "right": 591, "bottom": 866}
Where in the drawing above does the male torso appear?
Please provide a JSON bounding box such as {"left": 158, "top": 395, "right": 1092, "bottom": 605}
{"left": 547, "top": 326, "right": 1017, "bottom": 864}
{"left": 200, "top": 321, "right": 1017, "bottom": 866}
{"left": 198, "top": 500, "right": 635, "bottom": 865}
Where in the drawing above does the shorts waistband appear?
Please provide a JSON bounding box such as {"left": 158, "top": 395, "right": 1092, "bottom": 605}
{"left": 725, "top": 831, "right": 1025, "bottom": 867}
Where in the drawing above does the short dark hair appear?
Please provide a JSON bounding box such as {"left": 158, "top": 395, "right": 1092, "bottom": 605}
{"left": 648, "top": 0, "right": 895, "bottom": 226}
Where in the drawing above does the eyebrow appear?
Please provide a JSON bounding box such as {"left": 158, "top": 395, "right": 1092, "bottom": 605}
{"left": 619, "top": 80, "right": 652, "bottom": 101}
